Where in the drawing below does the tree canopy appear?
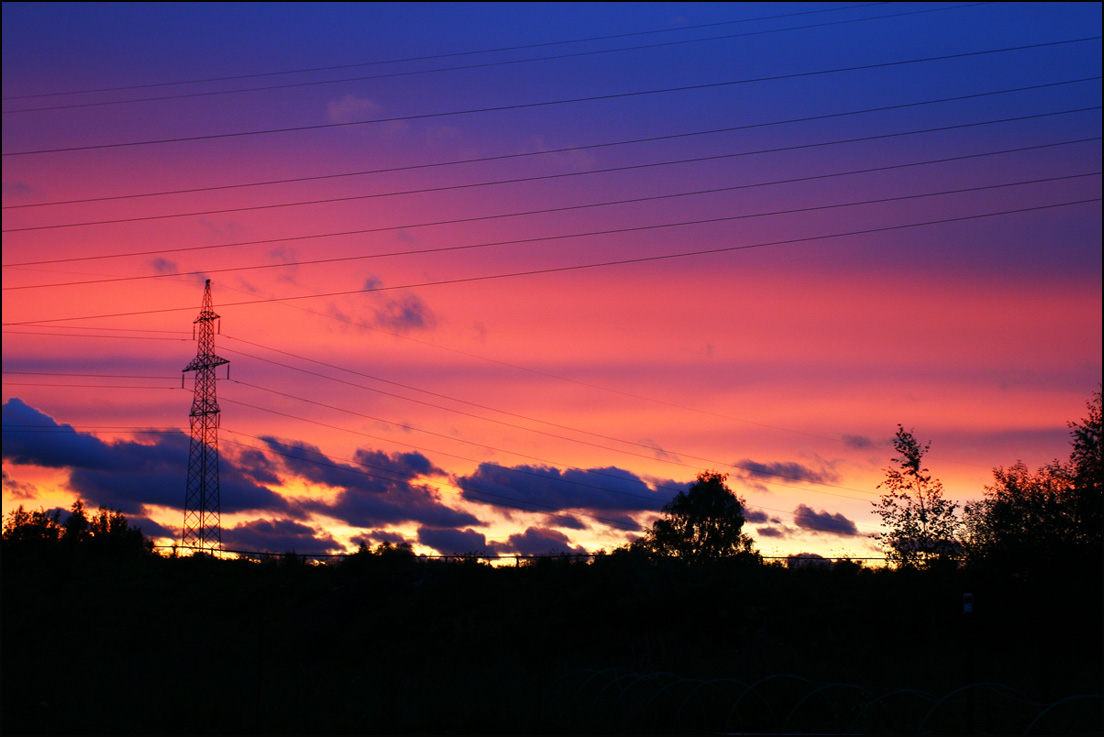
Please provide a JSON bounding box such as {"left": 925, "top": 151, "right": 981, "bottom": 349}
{"left": 963, "top": 390, "right": 1102, "bottom": 567}
{"left": 873, "top": 426, "right": 961, "bottom": 568}
{"left": 1069, "top": 388, "right": 1102, "bottom": 490}
{"left": 633, "top": 471, "right": 757, "bottom": 560}
{"left": 2, "top": 499, "right": 151, "bottom": 559}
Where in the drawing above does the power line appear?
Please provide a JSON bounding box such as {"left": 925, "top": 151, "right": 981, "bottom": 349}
{"left": 227, "top": 377, "right": 866, "bottom": 499}
{"left": 220, "top": 396, "right": 697, "bottom": 502}
{"left": 1, "top": 329, "right": 191, "bottom": 341}
{"left": 4, "top": 368, "right": 710, "bottom": 500}
{"left": 218, "top": 345, "right": 897, "bottom": 506}
{"left": 0, "top": 198, "right": 1086, "bottom": 479}
{"left": 4, "top": 418, "right": 654, "bottom": 530}
{"left": 218, "top": 433, "right": 654, "bottom": 533}
{"left": 1, "top": 382, "right": 178, "bottom": 390}
{"left": 5, "top": 198, "right": 1098, "bottom": 327}
{"left": 219, "top": 389, "right": 877, "bottom": 505}
{"left": 2, "top": 5, "right": 985, "bottom": 115}
{"left": 5, "top": 170, "right": 1098, "bottom": 292}
{"left": 4, "top": 4, "right": 971, "bottom": 114}
{"left": 219, "top": 347, "right": 692, "bottom": 455}
{"left": 0, "top": 325, "right": 1005, "bottom": 470}
{"left": 1, "top": 324, "right": 190, "bottom": 334}
{"left": 149, "top": 547, "right": 891, "bottom": 560}
{"left": 0, "top": 193, "right": 1095, "bottom": 474}
{"left": 0, "top": 337, "right": 984, "bottom": 486}
{"left": 229, "top": 374, "right": 879, "bottom": 499}
{"left": 218, "top": 339, "right": 849, "bottom": 462}
{"left": 1, "top": 2, "right": 889, "bottom": 101}
{"left": 4, "top": 4, "right": 1086, "bottom": 551}
{"left": 0, "top": 236, "right": 1035, "bottom": 477}
{"left": 4, "top": 370, "right": 178, "bottom": 379}
{"left": 187, "top": 338, "right": 1005, "bottom": 473}
{"left": 218, "top": 431, "right": 886, "bottom": 534}
{"left": 7, "top": 76, "right": 1094, "bottom": 214}
{"left": 6, "top": 108, "right": 1098, "bottom": 234}
{"left": 1, "top": 425, "right": 182, "bottom": 433}
{"left": 0, "top": 419, "right": 882, "bottom": 532}
{"left": 5, "top": 36, "right": 1097, "bottom": 158}
{"left": 224, "top": 297, "right": 869, "bottom": 451}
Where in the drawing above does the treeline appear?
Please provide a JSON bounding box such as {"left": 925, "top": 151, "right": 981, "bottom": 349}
{"left": 3, "top": 530, "right": 1100, "bottom": 734}
{"left": 1, "top": 499, "right": 152, "bottom": 560}
{"left": 873, "top": 390, "right": 1102, "bottom": 572}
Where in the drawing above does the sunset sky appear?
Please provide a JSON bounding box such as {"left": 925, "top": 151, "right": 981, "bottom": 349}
{"left": 3, "top": 2, "right": 1101, "bottom": 560}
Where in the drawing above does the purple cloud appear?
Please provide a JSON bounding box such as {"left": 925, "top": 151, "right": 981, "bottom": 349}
{"left": 2, "top": 398, "right": 289, "bottom": 516}
{"left": 222, "top": 518, "right": 342, "bottom": 554}
{"left": 417, "top": 527, "right": 492, "bottom": 555}
{"left": 792, "top": 504, "right": 860, "bottom": 536}
{"left": 456, "top": 462, "right": 680, "bottom": 518}
{"left": 497, "top": 527, "right": 586, "bottom": 555}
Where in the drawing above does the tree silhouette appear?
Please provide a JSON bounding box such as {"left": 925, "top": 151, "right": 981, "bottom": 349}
{"left": 963, "top": 390, "right": 1102, "bottom": 566}
{"left": 634, "top": 471, "right": 757, "bottom": 560}
{"left": 963, "top": 460, "right": 1072, "bottom": 566}
{"left": 1069, "top": 388, "right": 1102, "bottom": 489}
{"left": 873, "top": 426, "right": 961, "bottom": 568}
{"left": 1, "top": 505, "right": 62, "bottom": 554}
{"left": 2, "top": 499, "right": 150, "bottom": 558}
{"left": 87, "top": 505, "right": 153, "bottom": 557}
{"left": 1068, "top": 389, "right": 1103, "bottom": 543}
{"left": 63, "top": 499, "right": 90, "bottom": 546}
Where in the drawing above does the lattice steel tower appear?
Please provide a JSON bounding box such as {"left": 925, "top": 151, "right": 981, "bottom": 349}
{"left": 181, "top": 279, "right": 229, "bottom": 553}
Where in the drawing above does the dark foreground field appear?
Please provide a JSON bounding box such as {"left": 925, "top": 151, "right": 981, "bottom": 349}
{"left": 3, "top": 551, "right": 1101, "bottom": 734}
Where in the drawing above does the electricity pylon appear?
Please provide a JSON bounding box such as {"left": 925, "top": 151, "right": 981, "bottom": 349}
{"left": 181, "top": 279, "right": 229, "bottom": 553}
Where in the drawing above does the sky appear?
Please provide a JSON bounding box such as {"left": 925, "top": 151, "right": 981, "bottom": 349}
{"left": 2, "top": 2, "right": 1101, "bottom": 560}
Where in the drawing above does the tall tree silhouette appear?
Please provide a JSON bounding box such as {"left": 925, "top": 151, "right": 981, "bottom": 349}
{"left": 873, "top": 427, "right": 961, "bottom": 568}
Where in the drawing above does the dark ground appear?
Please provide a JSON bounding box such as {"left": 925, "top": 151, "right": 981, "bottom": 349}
{"left": 3, "top": 551, "right": 1101, "bottom": 734}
